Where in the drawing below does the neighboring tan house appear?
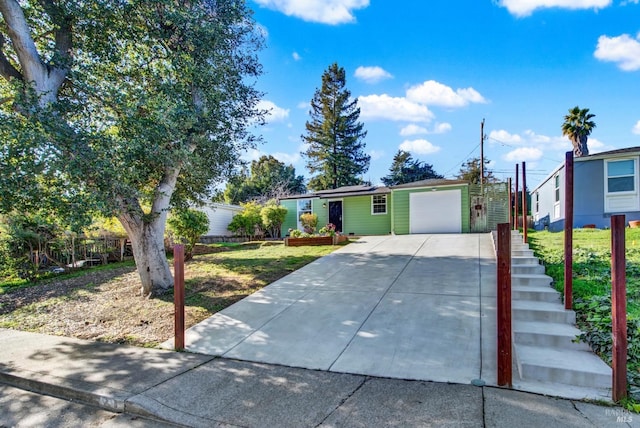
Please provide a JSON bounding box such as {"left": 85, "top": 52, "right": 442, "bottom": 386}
{"left": 531, "top": 146, "right": 640, "bottom": 231}
{"left": 279, "top": 179, "right": 508, "bottom": 236}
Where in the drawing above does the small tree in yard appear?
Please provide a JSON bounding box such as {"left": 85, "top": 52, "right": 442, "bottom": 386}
{"left": 227, "top": 202, "right": 264, "bottom": 240}
{"left": 261, "top": 201, "right": 287, "bottom": 238}
{"left": 166, "top": 209, "right": 209, "bottom": 261}
{"left": 0, "top": 1, "right": 264, "bottom": 296}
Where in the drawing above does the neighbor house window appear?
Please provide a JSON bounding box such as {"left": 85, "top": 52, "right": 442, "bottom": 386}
{"left": 297, "top": 199, "right": 312, "bottom": 229}
{"left": 604, "top": 158, "right": 639, "bottom": 213}
{"left": 606, "top": 159, "right": 636, "bottom": 193}
{"left": 372, "top": 194, "right": 387, "bottom": 215}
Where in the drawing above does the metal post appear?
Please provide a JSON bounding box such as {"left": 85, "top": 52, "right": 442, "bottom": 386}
{"left": 564, "top": 152, "right": 574, "bottom": 310}
{"left": 174, "top": 245, "right": 185, "bottom": 351}
{"left": 611, "top": 215, "right": 627, "bottom": 401}
{"left": 497, "top": 223, "right": 512, "bottom": 387}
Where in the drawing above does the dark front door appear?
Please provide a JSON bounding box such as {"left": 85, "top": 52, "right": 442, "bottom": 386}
{"left": 328, "top": 201, "right": 343, "bottom": 233}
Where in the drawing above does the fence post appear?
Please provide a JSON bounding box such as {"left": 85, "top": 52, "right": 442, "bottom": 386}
{"left": 564, "top": 151, "right": 574, "bottom": 310}
{"left": 514, "top": 164, "right": 519, "bottom": 231}
{"left": 611, "top": 215, "right": 627, "bottom": 401}
{"left": 497, "top": 223, "right": 512, "bottom": 387}
{"left": 521, "top": 162, "right": 528, "bottom": 244}
{"left": 174, "top": 244, "right": 185, "bottom": 351}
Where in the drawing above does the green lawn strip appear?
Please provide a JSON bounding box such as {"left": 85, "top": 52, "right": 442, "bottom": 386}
{"left": 527, "top": 228, "right": 640, "bottom": 405}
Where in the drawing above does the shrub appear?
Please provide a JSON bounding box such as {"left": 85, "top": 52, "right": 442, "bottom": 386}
{"left": 299, "top": 213, "right": 318, "bottom": 234}
{"left": 261, "top": 201, "right": 287, "bottom": 238}
{"left": 227, "top": 201, "right": 264, "bottom": 240}
{"left": 167, "top": 208, "right": 209, "bottom": 261}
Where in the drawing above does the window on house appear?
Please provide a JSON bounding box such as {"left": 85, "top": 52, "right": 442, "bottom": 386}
{"left": 606, "top": 159, "right": 636, "bottom": 193}
{"left": 554, "top": 175, "right": 560, "bottom": 202}
{"left": 535, "top": 192, "right": 539, "bottom": 213}
{"left": 372, "top": 194, "right": 387, "bottom": 214}
{"left": 297, "top": 199, "right": 312, "bottom": 228}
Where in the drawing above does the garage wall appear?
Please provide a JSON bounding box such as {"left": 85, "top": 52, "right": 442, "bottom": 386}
{"left": 392, "top": 185, "right": 470, "bottom": 234}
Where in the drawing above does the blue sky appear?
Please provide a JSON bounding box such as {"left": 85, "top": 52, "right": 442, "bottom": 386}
{"left": 246, "top": 0, "right": 640, "bottom": 187}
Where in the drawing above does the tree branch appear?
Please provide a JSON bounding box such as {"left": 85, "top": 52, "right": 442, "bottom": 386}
{"left": 0, "top": 0, "right": 46, "bottom": 84}
{"left": 0, "top": 33, "right": 22, "bottom": 81}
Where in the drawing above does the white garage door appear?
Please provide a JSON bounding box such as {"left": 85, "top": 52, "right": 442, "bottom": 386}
{"left": 409, "top": 190, "right": 462, "bottom": 233}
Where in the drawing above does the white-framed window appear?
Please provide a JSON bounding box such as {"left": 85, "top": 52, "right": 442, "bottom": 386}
{"left": 297, "top": 199, "right": 312, "bottom": 229}
{"left": 553, "top": 175, "right": 561, "bottom": 219}
{"left": 604, "top": 158, "right": 639, "bottom": 213}
{"left": 372, "top": 194, "right": 387, "bottom": 215}
{"left": 535, "top": 192, "right": 539, "bottom": 213}
{"left": 606, "top": 159, "right": 636, "bottom": 194}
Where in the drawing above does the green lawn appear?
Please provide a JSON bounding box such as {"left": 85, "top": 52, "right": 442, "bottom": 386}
{"left": 527, "top": 227, "right": 640, "bottom": 403}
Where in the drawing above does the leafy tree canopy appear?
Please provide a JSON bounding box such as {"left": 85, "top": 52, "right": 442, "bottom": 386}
{"left": 457, "top": 157, "right": 497, "bottom": 185}
{"left": 223, "top": 155, "right": 305, "bottom": 204}
{"left": 302, "top": 63, "right": 369, "bottom": 191}
{"left": 381, "top": 150, "right": 443, "bottom": 186}
{"left": 0, "top": 0, "right": 264, "bottom": 295}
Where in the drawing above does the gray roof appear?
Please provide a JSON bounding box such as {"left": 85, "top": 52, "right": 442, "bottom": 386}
{"left": 578, "top": 146, "right": 640, "bottom": 160}
{"left": 280, "top": 184, "right": 390, "bottom": 200}
{"left": 390, "top": 178, "right": 469, "bottom": 189}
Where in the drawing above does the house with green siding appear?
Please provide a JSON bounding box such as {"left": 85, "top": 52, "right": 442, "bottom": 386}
{"left": 280, "top": 179, "right": 477, "bottom": 237}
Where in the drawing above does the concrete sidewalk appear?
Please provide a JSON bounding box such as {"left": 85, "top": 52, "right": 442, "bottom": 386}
{"left": 0, "top": 329, "right": 635, "bottom": 427}
{"left": 164, "top": 234, "right": 499, "bottom": 386}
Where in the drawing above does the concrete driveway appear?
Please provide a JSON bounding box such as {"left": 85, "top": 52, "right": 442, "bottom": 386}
{"left": 173, "top": 234, "right": 498, "bottom": 386}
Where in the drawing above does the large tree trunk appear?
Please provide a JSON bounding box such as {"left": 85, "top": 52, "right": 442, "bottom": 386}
{"left": 116, "top": 166, "right": 181, "bottom": 297}
{"left": 124, "top": 217, "right": 173, "bottom": 297}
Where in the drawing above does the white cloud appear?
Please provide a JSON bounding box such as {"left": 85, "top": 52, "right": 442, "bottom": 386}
{"left": 406, "top": 80, "right": 487, "bottom": 108}
{"left": 354, "top": 66, "right": 393, "bottom": 84}
{"left": 258, "top": 100, "right": 290, "bottom": 123}
{"left": 489, "top": 129, "right": 523, "bottom": 144}
{"left": 369, "top": 149, "right": 385, "bottom": 160}
{"left": 297, "top": 101, "right": 310, "bottom": 110}
{"left": 498, "top": 0, "right": 611, "bottom": 17}
{"left": 292, "top": 51, "right": 301, "bottom": 61}
{"left": 253, "top": 0, "right": 370, "bottom": 25}
{"left": 503, "top": 147, "right": 544, "bottom": 162}
{"left": 399, "top": 124, "right": 428, "bottom": 136}
{"left": 358, "top": 94, "right": 434, "bottom": 122}
{"left": 594, "top": 33, "right": 640, "bottom": 71}
{"left": 433, "top": 122, "right": 453, "bottom": 134}
{"left": 633, "top": 120, "right": 640, "bottom": 134}
{"left": 399, "top": 139, "right": 441, "bottom": 155}
{"left": 272, "top": 151, "right": 301, "bottom": 165}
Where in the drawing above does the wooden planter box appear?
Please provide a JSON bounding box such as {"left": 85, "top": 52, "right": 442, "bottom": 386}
{"left": 630, "top": 220, "right": 640, "bottom": 229}
{"left": 285, "top": 235, "right": 348, "bottom": 247}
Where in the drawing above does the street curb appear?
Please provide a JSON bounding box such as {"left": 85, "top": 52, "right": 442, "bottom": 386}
{"left": 125, "top": 394, "right": 215, "bottom": 428}
{"left": 0, "top": 369, "right": 130, "bottom": 412}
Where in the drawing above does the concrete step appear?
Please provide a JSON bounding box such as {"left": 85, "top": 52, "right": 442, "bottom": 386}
{"left": 512, "top": 273, "right": 553, "bottom": 287}
{"left": 515, "top": 345, "right": 611, "bottom": 389}
{"left": 511, "top": 264, "right": 545, "bottom": 275}
{"left": 512, "top": 285, "right": 561, "bottom": 303}
{"left": 512, "top": 249, "right": 534, "bottom": 257}
{"left": 512, "top": 256, "right": 540, "bottom": 266}
{"left": 512, "top": 300, "right": 576, "bottom": 323}
{"left": 513, "top": 321, "right": 590, "bottom": 350}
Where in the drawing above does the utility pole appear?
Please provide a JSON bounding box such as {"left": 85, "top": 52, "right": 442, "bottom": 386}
{"left": 480, "top": 119, "right": 485, "bottom": 193}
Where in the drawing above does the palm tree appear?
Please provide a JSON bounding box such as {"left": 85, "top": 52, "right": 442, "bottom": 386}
{"left": 561, "top": 106, "right": 596, "bottom": 157}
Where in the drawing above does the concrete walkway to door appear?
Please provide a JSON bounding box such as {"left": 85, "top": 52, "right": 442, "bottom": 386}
{"left": 167, "top": 234, "right": 499, "bottom": 387}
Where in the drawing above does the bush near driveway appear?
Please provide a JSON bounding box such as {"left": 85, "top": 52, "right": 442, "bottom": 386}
{"left": 527, "top": 228, "right": 640, "bottom": 403}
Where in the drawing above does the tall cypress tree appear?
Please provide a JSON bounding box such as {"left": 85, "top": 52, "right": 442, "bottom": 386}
{"left": 302, "top": 63, "right": 370, "bottom": 190}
